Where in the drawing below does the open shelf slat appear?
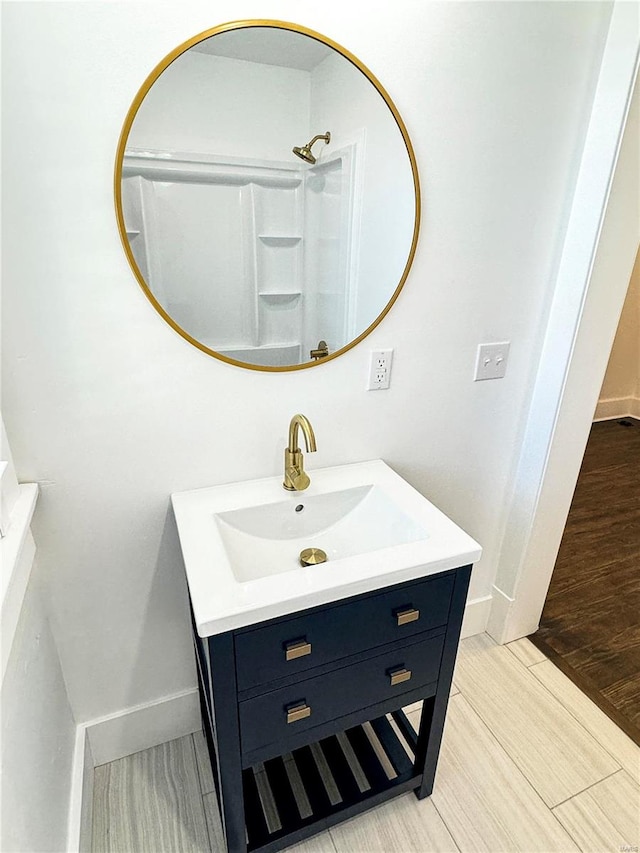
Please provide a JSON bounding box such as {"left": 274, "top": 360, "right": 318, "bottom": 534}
{"left": 245, "top": 714, "right": 421, "bottom": 851}
{"left": 344, "top": 724, "right": 392, "bottom": 791}
{"left": 243, "top": 766, "right": 271, "bottom": 844}
{"left": 391, "top": 708, "right": 419, "bottom": 752}
{"left": 371, "top": 716, "right": 414, "bottom": 777}
{"left": 290, "top": 745, "right": 334, "bottom": 815}
{"left": 263, "top": 756, "right": 302, "bottom": 832}
{"left": 320, "top": 735, "right": 363, "bottom": 804}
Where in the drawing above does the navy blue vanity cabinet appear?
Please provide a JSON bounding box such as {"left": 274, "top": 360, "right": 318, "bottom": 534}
{"left": 191, "top": 564, "right": 471, "bottom": 853}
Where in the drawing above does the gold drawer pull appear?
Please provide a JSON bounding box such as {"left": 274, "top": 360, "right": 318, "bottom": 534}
{"left": 285, "top": 639, "right": 312, "bottom": 661}
{"left": 389, "top": 667, "right": 412, "bottom": 686}
{"left": 286, "top": 702, "right": 311, "bottom": 724}
{"left": 396, "top": 607, "right": 420, "bottom": 626}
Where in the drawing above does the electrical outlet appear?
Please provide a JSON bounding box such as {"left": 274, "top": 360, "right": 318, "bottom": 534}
{"left": 474, "top": 342, "right": 510, "bottom": 381}
{"left": 368, "top": 349, "right": 393, "bottom": 390}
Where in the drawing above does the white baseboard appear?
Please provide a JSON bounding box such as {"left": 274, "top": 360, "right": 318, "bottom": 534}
{"left": 80, "top": 733, "right": 94, "bottom": 853}
{"left": 76, "top": 593, "right": 490, "bottom": 760}
{"left": 66, "top": 688, "right": 200, "bottom": 851}
{"left": 68, "top": 594, "right": 490, "bottom": 849}
{"left": 87, "top": 687, "right": 201, "bottom": 767}
{"left": 66, "top": 727, "right": 83, "bottom": 853}
{"left": 461, "top": 594, "right": 492, "bottom": 639}
{"left": 67, "top": 726, "right": 93, "bottom": 853}
{"left": 593, "top": 395, "right": 639, "bottom": 420}
{"left": 485, "top": 585, "right": 517, "bottom": 644}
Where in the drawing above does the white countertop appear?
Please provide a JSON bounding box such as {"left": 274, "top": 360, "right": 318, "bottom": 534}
{"left": 172, "top": 460, "right": 481, "bottom": 637}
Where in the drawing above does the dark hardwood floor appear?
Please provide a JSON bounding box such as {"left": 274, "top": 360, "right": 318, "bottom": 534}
{"left": 531, "top": 418, "right": 640, "bottom": 745}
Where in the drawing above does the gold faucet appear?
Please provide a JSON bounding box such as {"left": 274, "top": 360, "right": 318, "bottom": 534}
{"left": 284, "top": 414, "right": 317, "bottom": 491}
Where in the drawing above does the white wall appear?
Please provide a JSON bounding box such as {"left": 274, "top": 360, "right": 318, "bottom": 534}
{"left": 597, "top": 246, "right": 640, "bottom": 417}
{"left": 1, "top": 561, "right": 77, "bottom": 853}
{"left": 128, "top": 50, "right": 310, "bottom": 160}
{"left": 310, "top": 51, "right": 415, "bottom": 331}
{"left": 2, "top": 1, "right": 612, "bottom": 730}
{"left": 487, "top": 48, "right": 639, "bottom": 643}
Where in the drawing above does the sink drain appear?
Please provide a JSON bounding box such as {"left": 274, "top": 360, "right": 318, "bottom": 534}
{"left": 299, "top": 547, "right": 327, "bottom": 567}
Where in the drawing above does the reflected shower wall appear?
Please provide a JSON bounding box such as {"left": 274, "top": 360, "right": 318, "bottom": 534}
{"left": 303, "top": 158, "right": 349, "bottom": 358}
{"left": 121, "top": 150, "right": 357, "bottom": 366}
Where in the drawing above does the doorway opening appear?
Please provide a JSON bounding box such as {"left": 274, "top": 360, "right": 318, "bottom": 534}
{"left": 530, "top": 251, "right": 639, "bottom": 744}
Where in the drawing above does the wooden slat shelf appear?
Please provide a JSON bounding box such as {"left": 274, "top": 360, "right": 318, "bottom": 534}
{"left": 243, "top": 714, "right": 421, "bottom": 852}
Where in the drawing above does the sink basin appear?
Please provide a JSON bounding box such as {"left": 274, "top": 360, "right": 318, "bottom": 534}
{"left": 172, "top": 460, "right": 481, "bottom": 636}
{"left": 215, "top": 484, "right": 430, "bottom": 583}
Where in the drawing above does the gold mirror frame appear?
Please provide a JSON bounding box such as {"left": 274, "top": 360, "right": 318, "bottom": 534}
{"left": 114, "top": 20, "right": 421, "bottom": 372}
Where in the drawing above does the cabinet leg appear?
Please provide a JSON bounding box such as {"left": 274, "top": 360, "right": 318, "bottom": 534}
{"left": 415, "top": 783, "right": 433, "bottom": 800}
{"left": 413, "top": 695, "right": 437, "bottom": 799}
{"left": 207, "top": 633, "right": 247, "bottom": 853}
{"left": 413, "top": 565, "right": 471, "bottom": 800}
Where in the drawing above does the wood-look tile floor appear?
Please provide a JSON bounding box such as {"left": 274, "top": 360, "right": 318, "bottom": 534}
{"left": 92, "top": 635, "right": 640, "bottom": 853}
{"left": 532, "top": 418, "right": 640, "bottom": 744}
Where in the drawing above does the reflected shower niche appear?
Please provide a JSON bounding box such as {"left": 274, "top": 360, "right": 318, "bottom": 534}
{"left": 121, "top": 141, "right": 360, "bottom": 367}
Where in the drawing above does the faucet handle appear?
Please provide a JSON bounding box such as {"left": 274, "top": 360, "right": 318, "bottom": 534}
{"left": 286, "top": 467, "right": 310, "bottom": 491}
{"left": 284, "top": 448, "right": 311, "bottom": 491}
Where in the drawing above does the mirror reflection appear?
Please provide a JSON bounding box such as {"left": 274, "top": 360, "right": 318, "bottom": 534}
{"left": 117, "top": 23, "right": 419, "bottom": 369}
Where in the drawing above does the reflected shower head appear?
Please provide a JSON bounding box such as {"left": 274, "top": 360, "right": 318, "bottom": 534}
{"left": 292, "top": 131, "right": 331, "bottom": 164}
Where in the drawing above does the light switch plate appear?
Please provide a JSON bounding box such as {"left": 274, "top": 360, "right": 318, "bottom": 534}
{"left": 474, "top": 342, "right": 510, "bottom": 381}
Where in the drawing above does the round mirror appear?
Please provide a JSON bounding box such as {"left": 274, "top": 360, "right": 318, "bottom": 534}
{"left": 115, "top": 21, "right": 420, "bottom": 371}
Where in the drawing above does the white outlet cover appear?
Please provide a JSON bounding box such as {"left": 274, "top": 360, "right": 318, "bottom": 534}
{"left": 367, "top": 349, "right": 393, "bottom": 390}
{"left": 474, "top": 342, "right": 510, "bottom": 381}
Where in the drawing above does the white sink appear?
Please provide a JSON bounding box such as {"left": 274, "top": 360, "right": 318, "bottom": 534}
{"left": 215, "top": 484, "right": 430, "bottom": 583}
{"left": 172, "top": 460, "right": 481, "bottom": 636}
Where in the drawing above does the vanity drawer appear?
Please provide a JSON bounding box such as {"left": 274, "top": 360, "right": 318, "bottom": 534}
{"left": 238, "top": 632, "right": 445, "bottom": 757}
{"left": 235, "top": 572, "right": 454, "bottom": 692}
